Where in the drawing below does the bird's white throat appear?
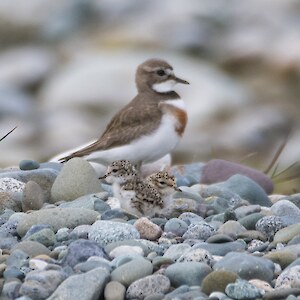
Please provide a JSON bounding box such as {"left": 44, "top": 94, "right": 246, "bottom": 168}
{"left": 152, "top": 80, "right": 176, "bottom": 93}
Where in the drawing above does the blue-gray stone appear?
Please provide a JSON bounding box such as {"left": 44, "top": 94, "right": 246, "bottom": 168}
{"left": 178, "top": 212, "right": 204, "bottom": 225}
{"left": 3, "top": 266, "right": 25, "bottom": 279}
{"left": 213, "top": 174, "right": 272, "bottom": 206}
{"left": 20, "top": 269, "right": 66, "bottom": 299}
{"left": 23, "top": 224, "right": 52, "bottom": 240}
{"left": 111, "top": 257, "right": 153, "bottom": 287}
{"left": 213, "top": 252, "right": 275, "bottom": 283}
{"left": 271, "top": 200, "right": 300, "bottom": 226}
{"left": 225, "top": 279, "right": 263, "bottom": 299}
{"left": 74, "top": 260, "right": 111, "bottom": 273}
{"left": 126, "top": 274, "right": 170, "bottom": 300}
{"left": 27, "top": 228, "right": 56, "bottom": 247}
{"left": 2, "top": 279, "right": 22, "bottom": 299}
{"left": 0, "top": 236, "right": 18, "bottom": 249}
{"left": 164, "top": 218, "right": 188, "bottom": 236}
{"left": 47, "top": 267, "right": 110, "bottom": 300}
{"left": 165, "top": 262, "right": 212, "bottom": 287}
{"left": 192, "top": 240, "right": 246, "bottom": 256}
{"left": 19, "top": 160, "right": 40, "bottom": 171}
{"left": 6, "top": 249, "right": 29, "bottom": 268}
{"left": 183, "top": 222, "right": 216, "bottom": 241}
{"left": 61, "top": 239, "right": 108, "bottom": 268}
{"left": 100, "top": 208, "right": 127, "bottom": 220}
{"left": 89, "top": 220, "right": 140, "bottom": 247}
{"left": 255, "top": 215, "right": 285, "bottom": 239}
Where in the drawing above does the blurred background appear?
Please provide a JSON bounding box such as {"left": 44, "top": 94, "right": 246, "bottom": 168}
{"left": 0, "top": 0, "right": 299, "bottom": 193}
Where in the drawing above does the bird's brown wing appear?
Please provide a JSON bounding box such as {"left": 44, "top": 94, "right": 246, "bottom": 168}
{"left": 59, "top": 96, "right": 162, "bottom": 162}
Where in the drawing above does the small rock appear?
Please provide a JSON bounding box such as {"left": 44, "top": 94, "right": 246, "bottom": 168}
{"left": 17, "top": 208, "right": 99, "bottom": 237}
{"left": 163, "top": 244, "right": 191, "bottom": 261}
{"left": 109, "top": 245, "right": 144, "bottom": 258}
{"left": 214, "top": 174, "right": 272, "bottom": 206}
{"left": 201, "top": 159, "right": 273, "bottom": 193}
{"left": 27, "top": 228, "right": 56, "bottom": 247}
{"left": 192, "top": 240, "right": 247, "bottom": 256}
{"left": 201, "top": 270, "right": 238, "bottom": 294}
{"left": 264, "top": 251, "right": 297, "bottom": 270}
{"left": 182, "top": 222, "right": 216, "bottom": 241}
{"left": 248, "top": 279, "right": 274, "bottom": 292}
{"left": 19, "top": 160, "right": 40, "bottom": 171}
{"left": 134, "top": 217, "right": 162, "bottom": 241}
{"left": 255, "top": 215, "right": 285, "bottom": 240}
{"left": 47, "top": 267, "right": 110, "bottom": 300}
{"left": 111, "top": 257, "right": 153, "bottom": 287}
{"left": 61, "top": 239, "right": 108, "bottom": 268}
{"left": 104, "top": 281, "right": 126, "bottom": 300}
{"left": 2, "top": 279, "right": 22, "bottom": 299}
{"left": 225, "top": 279, "right": 264, "bottom": 299}
{"left": 164, "top": 218, "right": 188, "bottom": 236}
{"left": 177, "top": 248, "right": 214, "bottom": 266}
{"left": 89, "top": 220, "right": 140, "bottom": 247}
{"left": 218, "top": 220, "right": 247, "bottom": 239}
{"left": 273, "top": 223, "right": 300, "bottom": 244}
{"left": 0, "top": 178, "right": 25, "bottom": 193}
{"left": 0, "top": 192, "right": 20, "bottom": 212}
{"left": 275, "top": 265, "right": 300, "bottom": 289}
{"left": 126, "top": 274, "right": 170, "bottom": 300}
{"left": 19, "top": 269, "right": 66, "bottom": 299}
{"left": 22, "top": 181, "right": 44, "bottom": 212}
{"left": 165, "top": 262, "right": 212, "bottom": 287}
{"left": 50, "top": 157, "right": 103, "bottom": 203}
{"left": 12, "top": 241, "right": 51, "bottom": 257}
{"left": 238, "top": 212, "right": 265, "bottom": 230}
{"left": 213, "top": 252, "right": 274, "bottom": 283}
{"left": 271, "top": 200, "right": 300, "bottom": 226}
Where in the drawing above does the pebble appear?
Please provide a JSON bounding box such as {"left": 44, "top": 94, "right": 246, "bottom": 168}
{"left": 19, "top": 269, "right": 66, "bottom": 299}
{"left": 109, "top": 245, "right": 144, "bottom": 258}
{"left": 275, "top": 265, "right": 300, "bottom": 289}
{"left": 19, "top": 160, "right": 40, "bottom": 171}
{"left": 264, "top": 251, "right": 297, "bottom": 270}
{"left": 89, "top": 220, "right": 140, "bottom": 247}
{"left": 201, "top": 159, "right": 274, "bottom": 194}
{"left": 225, "top": 279, "right": 264, "bottom": 299}
{"left": 126, "top": 274, "right": 170, "bottom": 300}
{"left": 201, "top": 270, "right": 238, "bottom": 295}
{"left": 182, "top": 222, "right": 216, "bottom": 241}
{"left": 165, "top": 262, "right": 212, "bottom": 287}
{"left": 50, "top": 157, "right": 103, "bottom": 203}
{"left": 255, "top": 215, "right": 285, "bottom": 240}
{"left": 21, "top": 181, "right": 45, "bottom": 212}
{"left": 0, "top": 192, "right": 20, "bottom": 212}
{"left": 47, "top": 267, "right": 110, "bottom": 300}
{"left": 2, "top": 279, "right": 22, "bottom": 299}
{"left": 0, "top": 168, "right": 58, "bottom": 202}
{"left": 0, "top": 177, "right": 25, "bottom": 193}
{"left": 177, "top": 248, "right": 214, "bottom": 266}
{"left": 61, "top": 239, "right": 108, "bottom": 268}
{"left": 17, "top": 208, "right": 99, "bottom": 237}
{"left": 134, "top": 217, "right": 163, "bottom": 241}
{"left": 217, "top": 220, "right": 247, "bottom": 239}
{"left": 215, "top": 174, "right": 272, "bottom": 206}
{"left": 192, "top": 240, "right": 246, "bottom": 256}
{"left": 104, "top": 281, "right": 126, "bottom": 300}
{"left": 12, "top": 241, "right": 51, "bottom": 257}
{"left": 111, "top": 257, "right": 153, "bottom": 287}
{"left": 164, "top": 218, "right": 188, "bottom": 236}
{"left": 271, "top": 199, "right": 300, "bottom": 226}
{"left": 163, "top": 244, "right": 191, "bottom": 261}
{"left": 273, "top": 223, "right": 300, "bottom": 245}
{"left": 26, "top": 228, "right": 56, "bottom": 247}
{"left": 213, "top": 252, "right": 275, "bottom": 283}
{"left": 238, "top": 212, "right": 265, "bottom": 230}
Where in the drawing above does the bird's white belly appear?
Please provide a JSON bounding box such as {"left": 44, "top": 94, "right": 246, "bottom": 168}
{"left": 86, "top": 112, "right": 181, "bottom": 165}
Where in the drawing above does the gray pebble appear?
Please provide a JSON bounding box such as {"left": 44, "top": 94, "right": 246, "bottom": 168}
{"left": 22, "top": 181, "right": 45, "bottom": 212}
{"left": 126, "top": 274, "right": 170, "bottom": 300}
{"left": 183, "top": 222, "right": 216, "bottom": 241}
{"left": 50, "top": 158, "right": 103, "bottom": 203}
{"left": 255, "top": 215, "right": 284, "bottom": 240}
{"left": 19, "top": 269, "right": 66, "bottom": 299}
{"left": 89, "top": 220, "right": 140, "bottom": 247}
{"left": 164, "top": 218, "right": 188, "bottom": 236}
{"left": 47, "top": 267, "right": 110, "bottom": 300}
{"left": 225, "top": 279, "right": 264, "bottom": 299}
{"left": 165, "top": 262, "right": 212, "bottom": 287}
{"left": 111, "top": 257, "right": 153, "bottom": 287}
{"left": 104, "top": 281, "right": 126, "bottom": 300}
{"left": 19, "top": 160, "right": 40, "bottom": 171}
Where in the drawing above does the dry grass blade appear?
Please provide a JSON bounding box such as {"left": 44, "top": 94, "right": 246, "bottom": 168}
{"left": 264, "top": 128, "right": 291, "bottom": 174}
{"left": 0, "top": 126, "right": 18, "bottom": 142}
{"left": 272, "top": 161, "right": 300, "bottom": 183}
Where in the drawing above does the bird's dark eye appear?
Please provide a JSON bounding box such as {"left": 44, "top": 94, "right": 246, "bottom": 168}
{"left": 111, "top": 169, "right": 118, "bottom": 173}
{"left": 156, "top": 70, "right": 165, "bottom": 76}
{"left": 159, "top": 181, "right": 166, "bottom": 185}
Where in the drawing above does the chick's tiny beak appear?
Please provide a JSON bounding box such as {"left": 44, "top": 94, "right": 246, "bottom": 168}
{"left": 175, "top": 186, "right": 182, "bottom": 192}
{"left": 98, "top": 174, "right": 107, "bottom": 180}
{"left": 174, "top": 76, "right": 189, "bottom": 85}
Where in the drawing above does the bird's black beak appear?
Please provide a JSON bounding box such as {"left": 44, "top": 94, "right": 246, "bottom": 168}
{"left": 99, "top": 174, "right": 107, "bottom": 180}
{"left": 174, "top": 76, "right": 189, "bottom": 85}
